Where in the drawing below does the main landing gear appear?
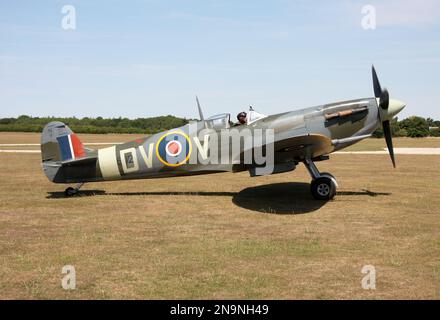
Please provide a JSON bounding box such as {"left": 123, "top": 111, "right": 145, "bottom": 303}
{"left": 303, "top": 159, "right": 338, "bottom": 200}
{"left": 64, "top": 183, "right": 84, "bottom": 197}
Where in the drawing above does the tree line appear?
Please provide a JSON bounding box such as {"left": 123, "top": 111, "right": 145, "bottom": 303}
{"left": 373, "top": 116, "right": 440, "bottom": 138}
{"left": 0, "top": 115, "right": 439, "bottom": 137}
{"left": 0, "top": 115, "right": 190, "bottom": 134}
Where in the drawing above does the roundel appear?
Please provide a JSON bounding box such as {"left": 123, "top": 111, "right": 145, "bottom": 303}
{"left": 156, "top": 131, "right": 192, "bottom": 167}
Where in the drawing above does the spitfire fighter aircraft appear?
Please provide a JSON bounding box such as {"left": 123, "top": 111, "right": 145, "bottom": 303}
{"left": 41, "top": 66, "right": 405, "bottom": 200}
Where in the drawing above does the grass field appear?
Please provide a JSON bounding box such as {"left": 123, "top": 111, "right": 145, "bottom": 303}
{"left": 0, "top": 133, "right": 439, "bottom": 299}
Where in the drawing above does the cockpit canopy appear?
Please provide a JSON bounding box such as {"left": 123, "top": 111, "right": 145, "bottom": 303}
{"left": 247, "top": 109, "right": 267, "bottom": 124}
{"left": 204, "top": 109, "right": 267, "bottom": 130}
{"left": 206, "top": 113, "right": 231, "bottom": 130}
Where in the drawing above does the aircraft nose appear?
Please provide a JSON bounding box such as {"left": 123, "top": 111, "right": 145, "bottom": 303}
{"left": 387, "top": 99, "right": 406, "bottom": 119}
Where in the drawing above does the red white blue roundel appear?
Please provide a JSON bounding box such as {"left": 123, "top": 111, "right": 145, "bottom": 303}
{"left": 156, "top": 131, "right": 192, "bottom": 167}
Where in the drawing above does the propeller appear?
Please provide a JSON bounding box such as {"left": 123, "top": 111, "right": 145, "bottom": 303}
{"left": 372, "top": 65, "right": 395, "bottom": 167}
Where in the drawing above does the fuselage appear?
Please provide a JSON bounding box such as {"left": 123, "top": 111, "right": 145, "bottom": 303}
{"left": 42, "top": 96, "right": 388, "bottom": 184}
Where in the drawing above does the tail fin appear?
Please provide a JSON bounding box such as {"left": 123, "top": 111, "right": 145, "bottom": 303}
{"left": 41, "top": 121, "right": 94, "bottom": 183}
{"left": 41, "top": 121, "right": 86, "bottom": 162}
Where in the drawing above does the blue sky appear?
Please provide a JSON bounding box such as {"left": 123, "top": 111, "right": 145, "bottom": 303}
{"left": 1, "top": 0, "right": 440, "bottom": 119}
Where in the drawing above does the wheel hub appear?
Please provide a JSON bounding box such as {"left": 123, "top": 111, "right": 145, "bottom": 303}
{"left": 317, "top": 183, "right": 330, "bottom": 196}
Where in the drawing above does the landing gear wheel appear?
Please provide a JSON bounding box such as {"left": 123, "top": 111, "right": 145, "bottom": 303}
{"left": 320, "top": 172, "right": 335, "bottom": 180}
{"left": 311, "top": 177, "right": 337, "bottom": 200}
{"left": 320, "top": 172, "right": 339, "bottom": 188}
{"left": 64, "top": 187, "right": 77, "bottom": 197}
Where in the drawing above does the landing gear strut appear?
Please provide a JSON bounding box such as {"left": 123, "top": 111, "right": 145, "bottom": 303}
{"left": 303, "top": 159, "right": 338, "bottom": 200}
{"left": 64, "top": 183, "right": 84, "bottom": 197}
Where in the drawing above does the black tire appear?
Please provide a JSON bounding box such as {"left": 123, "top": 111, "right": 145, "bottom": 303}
{"left": 64, "top": 187, "right": 77, "bottom": 197}
{"left": 320, "top": 172, "right": 335, "bottom": 180}
{"left": 310, "top": 177, "right": 337, "bottom": 200}
{"left": 320, "top": 172, "right": 338, "bottom": 188}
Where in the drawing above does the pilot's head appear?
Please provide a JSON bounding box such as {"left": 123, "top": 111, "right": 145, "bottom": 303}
{"left": 237, "top": 112, "right": 247, "bottom": 124}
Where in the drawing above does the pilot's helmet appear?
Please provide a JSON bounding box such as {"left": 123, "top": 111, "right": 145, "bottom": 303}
{"left": 237, "top": 112, "right": 247, "bottom": 123}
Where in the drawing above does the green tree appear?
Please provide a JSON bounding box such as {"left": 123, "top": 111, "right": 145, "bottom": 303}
{"left": 399, "top": 116, "right": 430, "bottom": 138}
{"left": 430, "top": 128, "right": 440, "bottom": 137}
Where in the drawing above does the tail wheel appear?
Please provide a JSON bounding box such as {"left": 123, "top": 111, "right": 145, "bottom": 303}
{"left": 64, "top": 187, "right": 77, "bottom": 197}
{"left": 311, "top": 177, "right": 337, "bottom": 200}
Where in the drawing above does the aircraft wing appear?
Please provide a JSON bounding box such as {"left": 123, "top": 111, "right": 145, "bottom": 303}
{"left": 273, "top": 133, "right": 334, "bottom": 160}
{"left": 238, "top": 133, "right": 334, "bottom": 167}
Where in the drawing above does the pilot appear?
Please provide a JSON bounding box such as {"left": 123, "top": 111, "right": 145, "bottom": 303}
{"left": 237, "top": 111, "right": 247, "bottom": 125}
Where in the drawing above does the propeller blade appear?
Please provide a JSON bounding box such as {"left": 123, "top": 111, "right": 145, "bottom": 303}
{"left": 372, "top": 65, "right": 382, "bottom": 98}
{"left": 380, "top": 88, "right": 390, "bottom": 110}
{"left": 382, "top": 120, "right": 396, "bottom": 168}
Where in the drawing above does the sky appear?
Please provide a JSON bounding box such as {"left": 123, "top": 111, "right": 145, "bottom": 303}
{"left": 1, "top": 0, "right": 440, "bottom": 120}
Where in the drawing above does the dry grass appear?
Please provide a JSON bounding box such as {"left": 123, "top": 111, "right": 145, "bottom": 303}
{"left": 0, "top": 133, "right": 439, "bottom": 299}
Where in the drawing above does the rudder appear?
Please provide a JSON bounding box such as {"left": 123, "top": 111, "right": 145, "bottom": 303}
{"left": 41, "top": 121, "right": 89, "bottom": 182}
